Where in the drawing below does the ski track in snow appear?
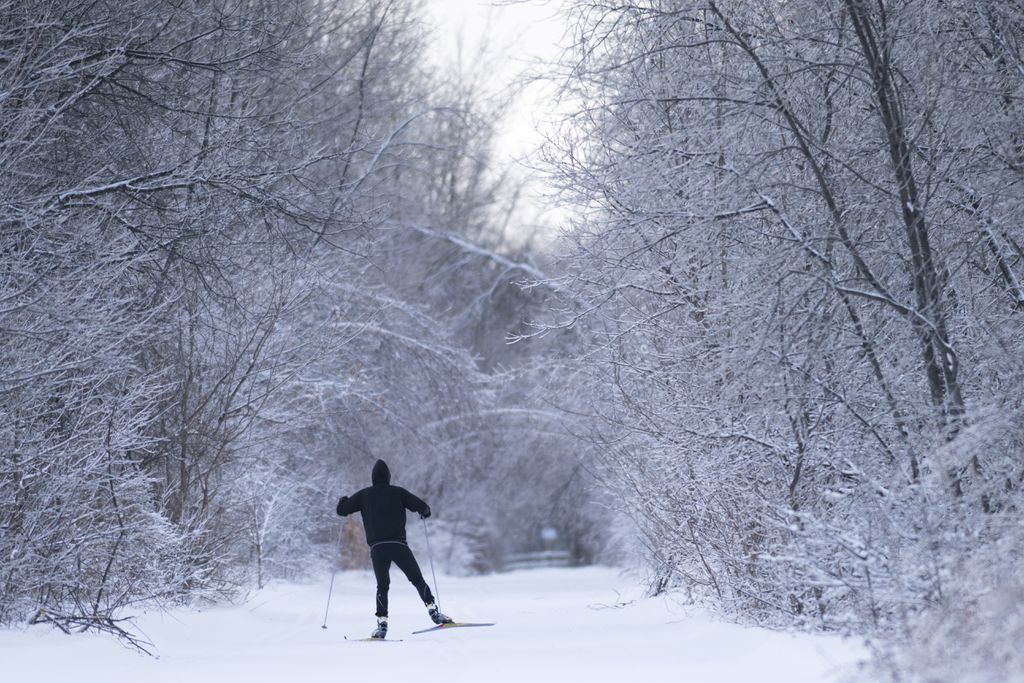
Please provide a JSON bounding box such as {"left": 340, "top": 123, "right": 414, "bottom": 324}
{"left": 0, "top": 567, "right": 867, "bottom": 683}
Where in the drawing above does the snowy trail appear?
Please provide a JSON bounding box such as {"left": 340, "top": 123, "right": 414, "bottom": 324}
{"left": 1, "top": 567, "right": 866, "bottom": 683}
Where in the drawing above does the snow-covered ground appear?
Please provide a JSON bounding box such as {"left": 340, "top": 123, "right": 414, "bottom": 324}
{"left": 1, "top": 567, "right": 867, "bottom": 682}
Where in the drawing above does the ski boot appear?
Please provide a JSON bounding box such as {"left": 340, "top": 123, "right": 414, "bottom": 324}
{"left": 370, "top": 616, "right": 388, "bottom": 639}
{"left": 427, "top": 603, "right": 453, "bottom": 625}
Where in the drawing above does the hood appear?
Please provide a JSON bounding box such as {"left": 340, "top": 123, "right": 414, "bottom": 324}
{"left": 371, "top": 459, "right": 391, "bottom": 486}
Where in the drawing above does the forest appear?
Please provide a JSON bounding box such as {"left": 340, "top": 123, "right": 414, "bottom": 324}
{"left": 1, "top": 1, "right": 1022, "bottom": 681}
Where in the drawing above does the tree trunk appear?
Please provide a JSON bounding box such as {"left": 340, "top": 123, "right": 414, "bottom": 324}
{"left": 845, "top": 0, "right": 966, "bottom": 433}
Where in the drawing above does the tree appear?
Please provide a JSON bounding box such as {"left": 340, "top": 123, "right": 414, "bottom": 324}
{"left": 1, "top": 0, "right": 552, "bottom": 642}
{"left": 548, "top": 0, "right": 1024, "bottom": 660}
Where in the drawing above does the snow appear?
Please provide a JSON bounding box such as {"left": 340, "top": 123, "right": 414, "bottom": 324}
{"left": 0, "top": 567, "right": 866, "bottom": 683}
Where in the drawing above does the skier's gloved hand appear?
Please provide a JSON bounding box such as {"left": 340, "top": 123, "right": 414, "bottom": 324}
{"left": 336, "top": 496, "right": 349, "bottom": 516}
{"left": 420, "top": 505, "right": 431, "bottom": 519}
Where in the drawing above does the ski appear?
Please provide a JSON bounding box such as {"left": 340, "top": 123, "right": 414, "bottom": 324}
{"left": 345, "top": 636, "right": 403, "bottom": 642}
{"left": 411, "top": 622, "right": 495, "bottom": 634}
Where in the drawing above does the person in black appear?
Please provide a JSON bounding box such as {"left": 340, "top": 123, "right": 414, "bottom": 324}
{"left": 336, "top": 459, "right": 452, "bottom": 639}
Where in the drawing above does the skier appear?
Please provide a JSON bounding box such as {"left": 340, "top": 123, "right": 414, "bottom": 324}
{"left": 336, "top": 459, "right": 452, "bottom": 639}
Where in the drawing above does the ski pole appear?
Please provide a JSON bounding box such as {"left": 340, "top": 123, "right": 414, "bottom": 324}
{"left": 422, "top": 516, "right": 441, "bottom": 611}
{"left": 322, "top": 522, "right": 344, "bottom": 629}
{"left": 321, "top": 571, "right": 336, "bottom": 630}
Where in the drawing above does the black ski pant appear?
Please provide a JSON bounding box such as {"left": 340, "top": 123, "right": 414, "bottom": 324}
{"left": 370, "top": 541, "right": 434, "bottom": 617}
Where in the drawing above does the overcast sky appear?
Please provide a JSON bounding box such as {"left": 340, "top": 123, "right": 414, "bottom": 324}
{"left": 423, "top": 0, "right": 567, "bottom": 157}
{"left": 423, "top": 0, "right": 571, "bottom": 244}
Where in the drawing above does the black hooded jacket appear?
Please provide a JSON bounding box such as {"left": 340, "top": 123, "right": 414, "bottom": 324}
{"left": 336, "top": 460, "right": 430, "bottom": 546}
